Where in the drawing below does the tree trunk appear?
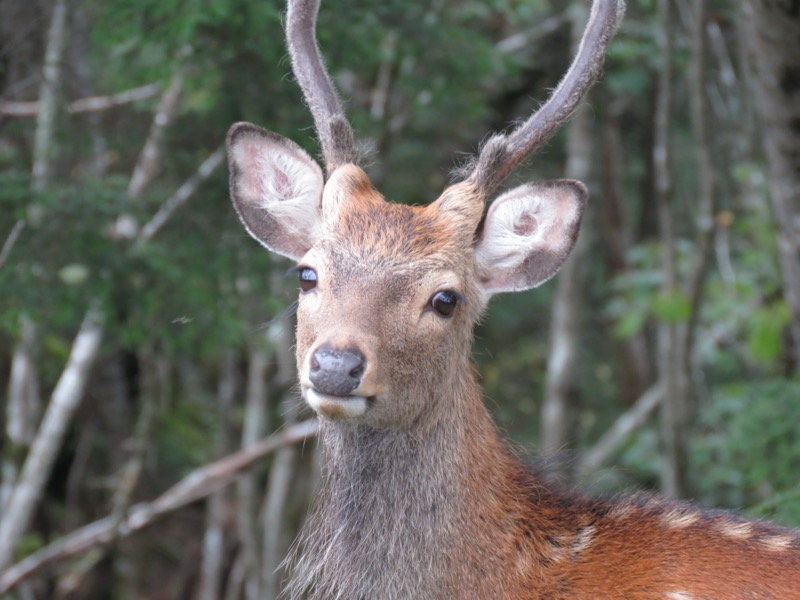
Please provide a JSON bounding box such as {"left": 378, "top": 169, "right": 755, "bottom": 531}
{"left": 0, "top": 307, "right": 105, "bottom": 570}
{"left": 1, "top": 0, "right": 68, "bottom": 518}
{"left": 127, "top": 57, "right": 188, "bottom": 200}
{"left": 654, "top": 0, "right": 689, "bottom": 499}
{"left": 235, "top": 335, "right": 272, "bottom": 600}
{"left": 261, "top": 313, "right": 300, "bottom": 600}
{"left": 744, "top": 0, "right": 800, "bottom": 370}
{"left": 1, "top": 316, "right": 40, "bottom": 513}
{"left": 31, "top": 0, "right": 68, "bottom": 190}
{"left": 197, "top": 350, "right": 238, "bottom": 600}
{"left": 540, "top": 3, "right": 592, "bottom": 469}
{"left": 599, "top": 110, "right": 652, "bottom": 405}
{"left": 70, "top": 1, "right": 110, "bottom": 177}
{"left": 682, "top": 0, "right": 718, "bottom": 405}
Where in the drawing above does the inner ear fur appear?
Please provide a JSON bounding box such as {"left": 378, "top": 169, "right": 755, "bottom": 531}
{"left": 227, "top": 122, "right": 324, "bottom": 260}
{"left": 474, "top": 180, "right": 587, "bottom": 295}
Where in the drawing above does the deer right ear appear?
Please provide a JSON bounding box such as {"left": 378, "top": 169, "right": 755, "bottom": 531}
{"left": 227, "top": 122, "right": 324, "bottom": 260}
{"left": 474, "top": 180, "right": 587, "bottom": 296}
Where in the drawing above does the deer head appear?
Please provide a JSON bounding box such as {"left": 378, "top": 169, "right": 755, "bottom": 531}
{"left": 227, "top": 0, "right": 624, "bottom": 430}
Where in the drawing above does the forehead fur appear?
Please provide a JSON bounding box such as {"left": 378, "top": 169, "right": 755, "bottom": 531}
{"left": 322, "top": 169, "right": 470, "bottom": 269}
{"left": 347, "top": 202, "right": 449, "bottom": 252}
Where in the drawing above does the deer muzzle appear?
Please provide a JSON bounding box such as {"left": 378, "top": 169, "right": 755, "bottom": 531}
{"left": 303, "top": 343, "right": 372, "bottom": 419}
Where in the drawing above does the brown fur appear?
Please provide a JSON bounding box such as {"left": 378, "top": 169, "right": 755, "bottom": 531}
{"left": 280, "top": 179, "right": 800, "bottom": 600}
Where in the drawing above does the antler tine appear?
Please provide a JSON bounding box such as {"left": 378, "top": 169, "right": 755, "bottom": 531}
{"left": 465, "top": 0, "right": 625, "bottom": 197}
{"left": 286, "top": 0, "right": 357, "bottom": 174}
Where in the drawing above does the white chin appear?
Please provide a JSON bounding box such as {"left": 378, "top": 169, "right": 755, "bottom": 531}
{"left": 305, "top": 388, "right": 369, "bottom": 419}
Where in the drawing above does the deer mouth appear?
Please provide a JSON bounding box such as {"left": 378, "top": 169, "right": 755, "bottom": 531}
{"left": 303, "top": 388, "right": 372, "bottom": 419}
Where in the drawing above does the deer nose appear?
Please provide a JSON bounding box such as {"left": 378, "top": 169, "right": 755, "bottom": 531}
{"left": 309, "top": 344, "right": 366, "bottom": 397}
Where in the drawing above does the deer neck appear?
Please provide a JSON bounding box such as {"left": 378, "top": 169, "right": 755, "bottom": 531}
{"left": 289, "top": 358, "right": 544, "bottom": 599}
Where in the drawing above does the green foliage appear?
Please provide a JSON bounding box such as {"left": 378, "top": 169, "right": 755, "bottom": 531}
{"left": 15, "top": 533, "right": 46, "bottom": 563}
{"left": 156, "top": 394, "right": 221, "bottom": 470}
{"left": 1, "top": 176, "right": 121, "bottom": 328}
{"left": 748, "top": 302, "right": 790, "bottom": 363}
{"left": 691, "top": 380, "right": 800, "bottom": 527}
{"left": 474, "top": 287, "right": 553, "bottom": 434}
{"left": 651, "top": 289, "right": 691, "bottom": 323}
{"left": 605, "top": 242, "right": 690, "bottom": 339}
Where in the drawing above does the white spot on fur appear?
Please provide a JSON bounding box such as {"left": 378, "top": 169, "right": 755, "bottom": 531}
{"left": 609, "top": 504, "right": 634, "bottom": 520}
{"left": 661, "top": 509, "right": 700, "bottom": 529}
{"left": 717, "top": 521, "right": 753, "bottom": 540}
{"left": 515, "top": 548, "right": 531, "bottom": 576}
{"left": 570, "top": 526, "right": 595, "bottom": 558}
{"left": 666, "top": 591, "right": 695, "bottom": 600}
{"left": 761, "top": 535, "right": 794, "bottom": 552}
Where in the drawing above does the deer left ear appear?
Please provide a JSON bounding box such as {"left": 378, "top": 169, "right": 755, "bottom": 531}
{"left": 227, "top": 122, "right": 324, "bottom": 260}
{"left": 474, "top": 180, "right": 587, "bottom": 295}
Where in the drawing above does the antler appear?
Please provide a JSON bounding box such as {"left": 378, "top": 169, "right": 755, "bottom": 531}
{"left": 286, "top": 0, "right": 357, "bottom": 175}
{"left": 464, "top": 0, "right": 625, "bottom": 198}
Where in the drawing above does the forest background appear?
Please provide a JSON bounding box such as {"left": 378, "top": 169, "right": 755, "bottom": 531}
{"left": 1, "top": 0, "right": 799, "bottom": 598}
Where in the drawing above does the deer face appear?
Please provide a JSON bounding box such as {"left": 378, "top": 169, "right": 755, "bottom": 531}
{"left": 228, "top": 123, "right": 586, "bottom": 429}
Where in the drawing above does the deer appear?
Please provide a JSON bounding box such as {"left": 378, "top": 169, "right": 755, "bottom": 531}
{"left": 226, "top": 0, "right": 800, "bottom": 597}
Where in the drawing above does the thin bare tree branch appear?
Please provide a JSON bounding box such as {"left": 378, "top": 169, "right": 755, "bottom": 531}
{"left": 31, "top": 0, "right": 68, "bottom": 190}
{"left": 0, "top": 83, "right": 162, "bottom": 116}
{"left": 496, "top": 11, "right": 571, "bottom": 54}
{"left": 706, "top": 20, "right": 739, "bottom": 120}
{"left": 576, "top": 384, "right": 664, "bottom": 478}
{"left": 127, "top": 49, "right": 191, "bottom": 199}
{"left": 0, "top": 219, "right": 26, "bottom": 271}
{"left": 0, "top": 306, "right": 105, "bottom": 571}
{"left": 368, "top": 31, "right": 398, "bottom": 122}
{"left": 0, "top": 420, "right": 319, "bottom": 594}
{"left": 3, "top": 314, "right": 39, "bottom": 452}
{"left": 54, "top": 384, "right": 158, "bottom": 596}
{"left": 1, "top": 315, "right": 39, "bottom": 513}
{"left": 133, "top": 145, "right": 226, "bottom": 248}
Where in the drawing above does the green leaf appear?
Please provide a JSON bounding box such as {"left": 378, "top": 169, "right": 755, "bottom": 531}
{"left": 651, "top": 290, "right": 691, "bottom": 323}
{"left": 613, "top": 310, "right": 647, "bottom": 339}
{"left": 747, "top": 302, "right": 790, "bottom": 363}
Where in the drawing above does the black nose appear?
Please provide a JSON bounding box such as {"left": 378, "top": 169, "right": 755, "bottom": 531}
{"left": 309, "top": 344, "right": 366, "bottom": 397}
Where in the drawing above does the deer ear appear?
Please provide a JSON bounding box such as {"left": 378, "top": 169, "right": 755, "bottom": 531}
{"left": 227, "top": 122, "right": 324, "bottom": 260}
{"left": 474, "top": 180, "right": 587, "bottom": 295}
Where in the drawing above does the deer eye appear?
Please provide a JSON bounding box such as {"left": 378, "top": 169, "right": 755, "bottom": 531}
{"left": 430, "top": 290, "right": 459, "bottom": 318}
{"left": 298, "top": 267, "right": 318, "bottom": 293}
